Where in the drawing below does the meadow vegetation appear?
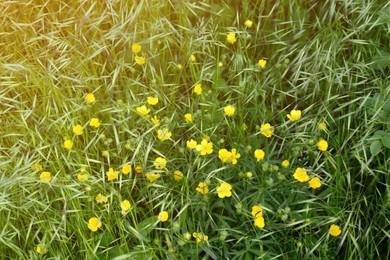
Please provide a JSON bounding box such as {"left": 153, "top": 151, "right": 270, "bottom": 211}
{"left": 0, "top": 0, "right": 389, "bottom": 259}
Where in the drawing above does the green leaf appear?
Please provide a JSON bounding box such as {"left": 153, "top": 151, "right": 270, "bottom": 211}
{"left": 373, "top": 130, "right": 385, "bottom": 137}
{"left": 381, "top": 135, "right": 390, "bottom": 149}
{"left": 370, "top": 140, "right": 382, "bottom": 155}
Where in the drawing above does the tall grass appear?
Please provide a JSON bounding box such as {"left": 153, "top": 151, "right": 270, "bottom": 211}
{"left": 0, "top": 0, "right": 389, "bottom": 259}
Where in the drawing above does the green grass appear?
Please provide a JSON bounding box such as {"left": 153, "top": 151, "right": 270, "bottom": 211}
{"left": 1, "top": 0, "right": 389, "bottom": 259}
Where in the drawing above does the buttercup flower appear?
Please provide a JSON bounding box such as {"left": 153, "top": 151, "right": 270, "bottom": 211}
{"left": 329, "top": 224, "right": 342, "bottom": 237}
{"left": 282, "top": 160, "right": 290, "bottom": 168}
{"left": 184, "top": 113, "right": 193, "bottom": 123}
{"left": 217, "top": 182, "right": 232, "bottom": 198}
{"left": 106, "top": 168, "right": 118, "bottom": 181}
{"left": 36, "top": 244, "right": 47, "bottom": 255}
{"left": 135, "top": 165, "right": 143, "bottom": 174}
{"left": 293, "top": 167, "right": 310, "bottom": 182}
{"left": 147, "top": 96, "right": 159, "bottom": 105}
{"left": 177, "top": 63, "right": 183, "bottom": 69}
{"left": 73, "top": 124, "right": 83, "bottom": 135}
{"left": 258, "top": 59, "right": 267, "bottom": 68}
{"left": 254, "top": 149, "right": 265, "bottom": 161}
{"left": 88, "top": 217, "right": 102, "bottom": 232}
{"left": 218, "top": 62, "right": 223, "bottom": 67}
{"left": 102, "top": 150, "right": 109, "bottom": 157}
{"left": 145, "top": 172, "right": 161, "bottom": 182}
{"left": 173, "top": 170, "right": 184, "bottom": 181}
{"left": 254, "top": 216, "right": 265, "bottom": 228}
{"left": 251, "top": 205, "right": 263, "bottom": 218}
{"left": 194, "top": 84, "right": 202, "bottom": 95}
{"left": 196, "top": 182, "right": 209, "bottom": 194}
{"left": 40, "top": 172, "right": 51, "bottom": 183}
{"left": 134, "top": 56, "right": 146, "bottom": 65}
{"left": 191, "top": 54, "right": 196, "bottom": 62}
{"left": 32, "top": 164, "right": 43, "bottom": 171}
{"left": 318, "top": 122, "right": 327, "bottom": 131}
{"left": 122, "top": 164, "right": 131, "bottom": 175}
{"left": 186, "top": 139, "right": 197, "bottom": 150}
{"left": 309, "top": 177, "right": 321, "bottom": 189}
{"left": 224, "top": 105, "right": 235, "bottom": 117}
{"left": 287, "top": 109, "right": 302, "bottom": 121}
{"left": 136, "top": 105, "right": 150, "bottom": 116}
{"left": 193, "top": 232, "right": 208, "bottom": 243}
{"left": 158, "top": 211, "right": 169, "bottom": 222}
{"left": 131, "top": 43, "right": 141, "bottom": 54}
{"left": 245, "top": 20, "right": 254, "bottom": 27}
{"left": 218, "top": 149, "right": 232, "bottom": 163}
{"left": 150, "top": 115, "right": 160, "bottom": 126}
{"left": 196, "top": 139, "right": 213, "bottom": 155}
{"left": 230, "top": 149, "right": 240, "bottom": 164}
{"left": 95, "top": 194, "right": 108, "bottom": 204}
{"left": 260, "top": 123, "right": 274, "bottom": 138}
{"left": 121, "top": 200, "right": 131, "bottom": 212}
{"left": 226, "top": 32, "right": 237, "bottom": 44}
{"left": 157, "top": 128, "right": 172, "bottom": 141}
{"left": 77, "top": 174, "right": 88, "bottom": 182}
{"left": 85, "top": 93, "right": 95, "bottom": 103}
{"left": 154, "top": 157, "right": 167, "bottom": 170}
{"left": 89, "top": 118, "right": 101, "bottom": 128}
{"left": 63, "top": 140, "right": 73, "bottom": 150}
{"left": 317, "top": 139, "right": 328, "bottom": 151}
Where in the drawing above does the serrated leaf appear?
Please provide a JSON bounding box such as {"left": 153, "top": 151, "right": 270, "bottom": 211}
{"left": 381, "top": 135, "right": 390, "bottom": 149}
{"left": 370, "top": 140, "right": 382, "bottom": 155}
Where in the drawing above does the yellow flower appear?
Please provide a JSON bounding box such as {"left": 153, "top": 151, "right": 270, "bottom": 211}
{"left": 102, "top": 150, "right": 109, "bottom": 157}
{"left": 85, "top": 93, "right": 95, "bottom": 103}
{"left": 73, "top": 124, "right": 83, "bottom": 135}
{"left": 309, "top": 177, "right": 321, "bottom": 189}
{"left": 218, "top": 62, "right": 223, "bottom": 67}
{"left": 216, "top": 182, "right": 232, "bottom": 198}
{"left": 135, "top": 165, "right": 143, "bottom": 174}
{"left": 230, "top": 149, "right": 240, "bottom": 164}
{"left": 147, "top": 96, "right": 159, "bottom": 105}
{"left": 145, "top": 172, "right": 160, "bottom": 182}
{"left": 293, "top": 168, "right": 310, "bottom": 182}
{"left": 173, "top": 170, "right": 184, "bottom": 181}
{"left": 158, "top": 211, "right": 169, "bottom": 222}
{"left": 254, "top": 149, "right": 265, "bottom": 161}
{"left": 88, "top": 217, "right": 102, "bottom": 232}
{"left": 136, "top": 105, "right": 150, "bottom": 116}
{"left": 190, "top": 54, "right": 196, "bottom": 62}
{"left": 157, "top": 128, "right": 172, "bottom": 141}
{"left": 218, "top": 149, "right": 232, "bottom": 163}
{"left": 106, "top": 168, "right": 118, "bottom": 181}
{"left": 77, "top": 174, "right": 88, "bottom": 182}
{"left": 63, "top": 140, "right": 73, "bottom": 150}
{"left": 226, "top": 32, "right": 237, "bottom": 44}
{"left": 40, "top": 172, "right": 51, "bottom": 183}
{"left": 95, "top": 194, "right": 108, "bottom": 204}
{"left": 260, "top": 123, "right": 274, "bottom": 138}
{"left": 245, "top": 20, "right": 254, "bottom": 27}
{"left": 196, "top": 139, "right": 213, "bottom": 155}
{"left": 135, "top": 56, "right": 146, "bottom": 65}
{"left": 282, "top": 160, "right": 290, "bottom": 168}
{"left": 224, "top": 105, "right": 235, "bottom": 117}
{"left": 177, "top": 63, "right": 183, "bottom": 69}
{"left": 196, "top": 182, "right": 209, "bottom": 194}
{"left": 89, "top": 118, "right": 101, "bottom": 128}
{"left": 192, "top": 232, "right": 208, "bottom": 243}
{"left": 154, "top": 157, "right": 167, "bottom": 170}
{"left": 251, "top": 205, "right": 263, "bottom": 218}
{"left": 193, "top": 84, "right": 202, "bottom": 95}
{"left": 186, "top": 139, "right": 197, "bottom": 150}
{"left": 258, "top": 59, "right": 267, "bottom": 68}
{"left": 329, "top": 224, "right": 342, "bottom": 237}
{"left": 287, "top": 109, "right": 302, "bottom": 121}
{"left": 121, "top": 200, "right": 131, "bottom": 212}
{"left": 150, "top": 115, "right": 160, "bottom": 126}
{"left": 317, "top": 139, "right": 328, "bottom": 151}
{"left": 318, "top": 122, "right": 327, "bottom": 131}
{"left": 184, "top": 113, "right": 193, "bottom": 123}
{"left": 32, "top": 163, "right": 43, "bottom": 171}
{"left": 122, "top": 164, "right": 131, "bottom": 175}
{"left": 131, "top": 43, "right": 141, "bottom": 54}
{"left": 254, "top": 216, "right": 265, "bottom": 228}
{"left": 246, "top": 171, "right": 253, "bottom": 178}
{"left": 36, "top": 244, "right": 47, "bottom": 255}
